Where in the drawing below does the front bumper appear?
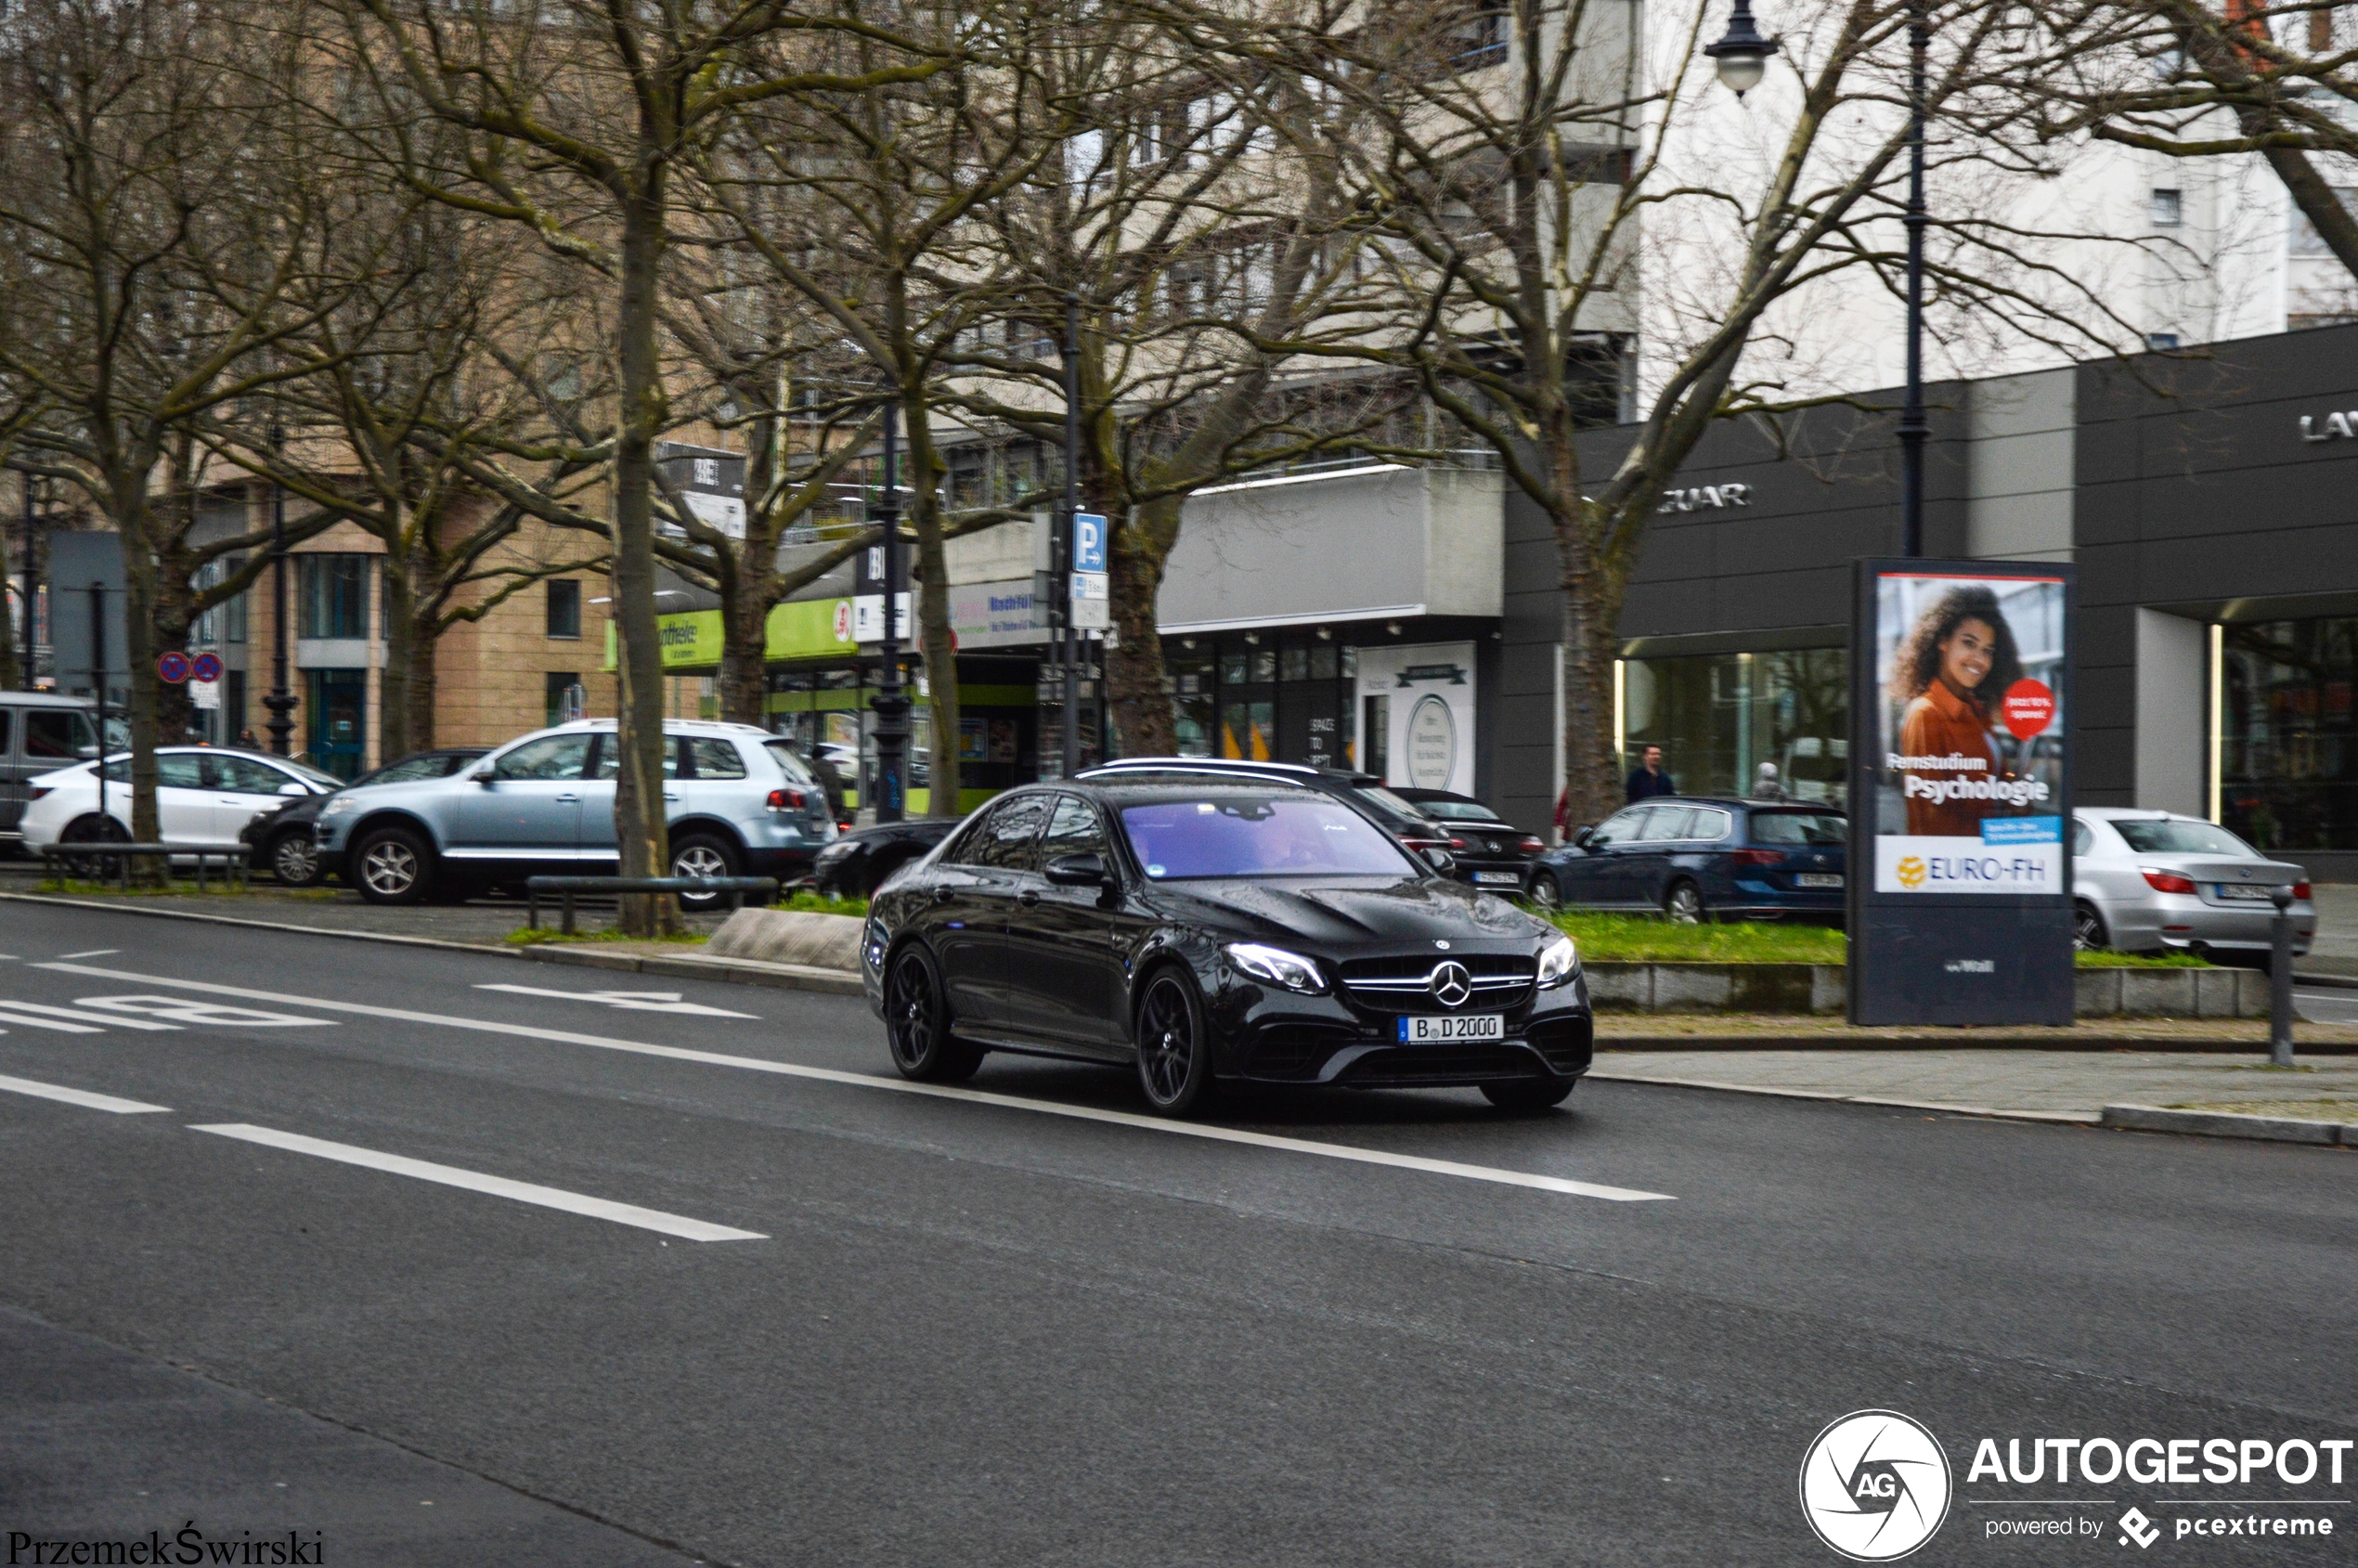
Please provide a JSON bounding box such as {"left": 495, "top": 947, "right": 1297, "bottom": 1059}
{"left": 1209, "top": 965, "right": 1594, "bottom": 1088}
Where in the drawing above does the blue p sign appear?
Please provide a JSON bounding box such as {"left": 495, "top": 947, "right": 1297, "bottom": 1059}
{"left": 1072, "top": 512, "right": 1107, "bottom": 575}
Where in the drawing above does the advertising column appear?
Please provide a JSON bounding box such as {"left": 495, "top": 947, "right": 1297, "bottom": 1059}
{"left": 1848, "top": 560, "right": 2075, "bottom": 1025}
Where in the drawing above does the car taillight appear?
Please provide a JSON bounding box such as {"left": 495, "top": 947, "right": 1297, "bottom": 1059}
{"left": 1400, "top": 836, "right": 1452, "bottom": 851}
{"left": 2141, "top": 867, "right": 2197, "bottom": 894}
{"left": 2295, "top": 881, "right": 2313, "bottom": 901}
{"left": 1447, "top": 836, "right": 1468, "bottom": 850}
{"left": 767, "top": 787, "right": 807, "bottom": 811}
{"left": 29, "top": 787, "right": 49, "bottom": 801}
{"left": 1517, "top": 836, "right": 1545, "bottom": 853}
{"left": 1730, "top": 848, "right": 1781, "bottom": 866}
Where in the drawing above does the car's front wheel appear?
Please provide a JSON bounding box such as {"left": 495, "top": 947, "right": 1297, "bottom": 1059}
{"left": 1527, "top": 870, "right": 1564, "bottom": 911}
{"left": 1483, "top": 1079, "right": 1575, "bottom": 1112}
{"left": 884, "top": 944, "right": 983, "bottom": 1082}
{"left": 351, "top": 825, "right": 434, "bottom": 905}
{"left": 671, "top": 833, "right": 742, "bottom": 911}
{"left": 1664, "top": 880, "right": 1705, "bottom": 925}
{"left": 266, "top": 828, "right": 321, "bottom": 888}
{"left": 1135, "top": 970, "right": 1215, "bottom": 1116}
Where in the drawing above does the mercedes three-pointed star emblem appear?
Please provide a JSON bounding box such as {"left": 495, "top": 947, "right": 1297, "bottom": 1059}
{"left": 1428, "top": 961, "right": 1473, "bottom": 1008}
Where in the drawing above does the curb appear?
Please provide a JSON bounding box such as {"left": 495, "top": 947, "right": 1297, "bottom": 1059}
{"left": 0, "top": 891, "right": 519, "bottom": 958}
{"left": 2098, "top": 1104, "right": 2354, "bottom": 1147}
{"left": 519, "top": 943, "right": 865, "bottom": 995}
{"left": 1589, "top": 1032, "right": 2358, "bottom": 1054}
{"left": 1587, "top": 1069, "right": 2103, "bottom": 1127}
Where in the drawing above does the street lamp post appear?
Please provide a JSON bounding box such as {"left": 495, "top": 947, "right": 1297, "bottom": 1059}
{"left": 1897, "top": 0, "right": 1929, "bottom": 559}
{"left": 870, "top": 401, "right": 909, "bottom": 823}
{"left": 263, "top": 424, "right": 297, "bottom": 755}
{"left": 1704, "top": 0, "right": 1779, "bottom": 96}
{"left": 1060, "top": 292, "right": 1082, "bottom": 780}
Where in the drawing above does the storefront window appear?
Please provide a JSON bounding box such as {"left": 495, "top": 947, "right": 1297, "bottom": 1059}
{"left": 1622, "top": 647, "right": 1846, "bottom": 802}
{"left": 1168, "top": 648, "right": 1214, "bottom": 756}
{"left": 2222, "top": 617, "right": 2358, "bottom": 851}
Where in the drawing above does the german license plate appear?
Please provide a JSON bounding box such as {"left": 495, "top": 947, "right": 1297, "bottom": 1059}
{"left": 1794, "top": 873, "right": 1844, "bottom": 888}
{"left": 1472, "top": 871, "right": 1522, "bottom": 886}
{"left": 1397, "top": 1014, "right": 1504, "bottom": 1043}
{"left": 2215, "top": 883, "right": 2274, "bottom": 901}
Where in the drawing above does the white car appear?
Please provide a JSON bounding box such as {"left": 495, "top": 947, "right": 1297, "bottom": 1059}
{"left": 2071, "top": 807, "right": 2315, "bottom": 960}
{"left": 21, "top": 746, "right": 343, "bottom": 855}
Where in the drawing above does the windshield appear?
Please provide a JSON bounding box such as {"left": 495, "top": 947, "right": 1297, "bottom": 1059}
{"left": 1750, "top": 810, "right": 1846, "bottom": 846}
{"left": 2109, "top": 818, "right": 2256, "bottom": 857}
{"left": 278, "top": 758, "right": 344, "bottom": 789}
{"left": 1354, "top": 786, "right": 1430, "bottom": 823}
{"left": 1120, "top": 794, "right": 1416, "bottom": 880}
{"left": 762, "top": 739, "right": 818, "bottom": 784}
{"left": 1413, "top": 799, "right": 1503, "bottom": 823}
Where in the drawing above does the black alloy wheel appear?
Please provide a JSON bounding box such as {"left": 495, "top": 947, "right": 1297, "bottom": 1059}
{"left": 1482, "top": 1078, "right": 1575, "bottom": 1112}
{"left": 352, "top": 825, "right": 434, "bottom": 905}
{"left": 885, "top": 944, "right": 983, "bottom": 1082}
{"left": 2073, "top": 901, "right": 2109, "bottom": 952}
{"left": 267, "top": 829, "right": 322, "bottom": 888}
{"left": 1135, "top": 970, "right": 1214, "bottom": 1116}
{"left": 1664, "top": 880, "right": 1705, "bottom": 925}
{"left": 1527, "top": 870, "right": 1564, "bottom": 911}
{"left": 671, "top": 833, "right": 742, "bottom": 910}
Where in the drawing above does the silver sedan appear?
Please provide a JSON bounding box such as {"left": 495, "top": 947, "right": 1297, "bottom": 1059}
{"left": 2072, "top": 808, "right": 2314, "bottom": 959}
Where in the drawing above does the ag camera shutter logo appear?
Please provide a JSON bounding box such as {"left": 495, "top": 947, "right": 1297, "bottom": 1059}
{"left": 1799, "top": 1410, "right": 1952, "bottom": 1561}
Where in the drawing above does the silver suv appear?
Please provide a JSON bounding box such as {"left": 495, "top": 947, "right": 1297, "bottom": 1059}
{"left": 314, "top": 719, "right": 836, "bottom": 905}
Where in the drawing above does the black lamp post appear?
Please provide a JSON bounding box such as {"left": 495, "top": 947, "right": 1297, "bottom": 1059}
{"left": 1896, "top": 0, "right": 1930, "bottom": 559}
{"left": 1059, "top": 292, "right": 1082, "bottom": 781}
{"left": 1704, "top": 0, "right": 1779, "bottom": 95}
{"left": 263, "top": 422, "right": 297, "bottom": 755}
{"left": 870, "top": 401, "right": 908, "bottom": 823}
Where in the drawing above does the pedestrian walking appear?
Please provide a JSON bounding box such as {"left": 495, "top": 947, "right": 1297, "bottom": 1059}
{"left": 1626, "top": 744, "right": 1677, "bottom": 804}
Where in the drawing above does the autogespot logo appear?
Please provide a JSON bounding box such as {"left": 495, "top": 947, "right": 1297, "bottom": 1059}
{"left": 1800, "top": 1410, "right": 1953, "bottom": 1562}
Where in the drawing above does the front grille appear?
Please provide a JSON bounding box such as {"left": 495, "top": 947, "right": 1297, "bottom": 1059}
{"left": 1341, "top": 1044, "right": 1536, "bottom": 1084}
{"left": 1245, "top": 1026, "right": 1354, "bottom": 1082}
{"left": 1341, "top": 953, "right": 1535, "bottom": 1014}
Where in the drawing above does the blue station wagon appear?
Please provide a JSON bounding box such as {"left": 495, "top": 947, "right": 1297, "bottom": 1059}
{"left": 1525, "top": 798, "right": 1847, "bottom": 923}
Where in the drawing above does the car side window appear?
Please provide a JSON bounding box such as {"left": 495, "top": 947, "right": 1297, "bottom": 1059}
{"left": 0, "top": 710, "right": 11, "bottom": 755}
{"left": 1688, "top": 809, "right": 1733, "bottom": 843}
{"left": 590, "top": 736, "right": 680, "bottom": 780}
{"left": 24, "top": 710, "right": 91, "bottom": 760}
{"left": 214, "top": 756, "right": 293, "bottom": 794}
{"left": 974, "top": 794, "right": 1051, "bottom": 874}
{"left": 155, "top": 755, "right": 206, "bottom": 790}
{"left": 1041, "top": 795, "right": 1108, "bottom": 864}
{"left": 2073, "top": 820, "right": 2094, "bottom": 856}
{"left": 497, "top": 734, "right": 593, "bottom": 781}
{"left": 1640, "top": 807, "right": 1698, "bottom": 842}
{"left": 683, "top": 737, "right": 747, "bottom": 780}
{"left": 1589, "top": 807, "right": 1650, "bottom": 847}
{"left": 369, "top": 756, "right": 442, "bottom": 785}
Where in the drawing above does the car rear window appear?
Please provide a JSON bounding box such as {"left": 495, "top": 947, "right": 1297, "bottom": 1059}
{"left": 685, "top": 737, "right": 748, "bottom": 779}
{"left": 1121, "top": 795, "right": 1414, "bottom": 880}
{"left": 1750, "top": 810, "right": 1846, "bottom": 846}
{"left": 1414, "top": 799, "right": 1504, "bottom": 823}
{"left": 762, "top": 740, "right": 818, "bottom": 784}
{"left": 2109, "top": 818, "right": 2254, "bottom": 856}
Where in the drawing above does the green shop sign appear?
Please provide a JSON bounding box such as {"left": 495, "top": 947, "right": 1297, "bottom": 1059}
{"left": 605, "top": 597, "right": 855, "bottom": 672}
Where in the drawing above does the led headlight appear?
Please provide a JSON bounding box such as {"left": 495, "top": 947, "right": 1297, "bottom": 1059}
{"left": 1224, "top": 942, "right": 1328, "bottom": 995}
{"left": 320, "top": 796, "right": 359, "bottom": 817}
{"left": 1536, "top": 934, "right": 1578, "bottom": 988}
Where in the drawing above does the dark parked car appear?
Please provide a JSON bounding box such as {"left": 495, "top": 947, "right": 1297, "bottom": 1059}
{"left": 1528, "top": 798, "right": 1846, "bottom": 923}
{"left": 810, "top": 817, "right": 960, "bottom": 897}
{"left": 1390, "top": 787, "right": 1548, "bottom": 892}
{"left": 863, "top": 767, "right": 1591, "bottom": 1115}
{"left": 241, "top": 748, "right": 487, "bottom": 886}
{"left": 1081, "top": 758, "right": 1465, "bottom": 872}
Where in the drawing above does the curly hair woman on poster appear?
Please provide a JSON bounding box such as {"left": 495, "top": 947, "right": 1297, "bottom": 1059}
{"left": 1888, "top": 585, "right": 2024, "bottom": 836}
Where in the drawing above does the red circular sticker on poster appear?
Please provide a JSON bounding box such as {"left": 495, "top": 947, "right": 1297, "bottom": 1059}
{"left": 2002, "top": 678, "right": 2055, "bottom": 740}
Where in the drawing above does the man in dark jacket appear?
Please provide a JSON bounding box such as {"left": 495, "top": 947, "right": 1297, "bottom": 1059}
{"left": 1626, "top": 745, "right": 1677, "bottom": 804}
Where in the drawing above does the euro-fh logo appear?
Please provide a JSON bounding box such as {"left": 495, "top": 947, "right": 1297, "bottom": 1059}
{"left": 1799, "top": 1410, "right": 1953, "bottom": 1562}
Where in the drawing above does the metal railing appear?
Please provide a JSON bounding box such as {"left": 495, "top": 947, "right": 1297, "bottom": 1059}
{"left": 41, "top": 842, "right": 251, "bottom": 892}
{"left": 525, "top": 875, "right": 779, "bottom": 935}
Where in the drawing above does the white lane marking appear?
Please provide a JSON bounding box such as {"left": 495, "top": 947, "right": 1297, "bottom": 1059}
{"left": 0, "top": 1073, "right": 172, "bottom": 1114}
{"left": 0, "top": 1009, "right": 104, "bottom": 1034}
{"left": 0, "top": 1000, "right": 180, "bottom": 1030}
{"left": 188, "top": 1124, "right": 766, "bottom": 1241}
{"left": 58, "top": 950, "right": 120, "bottom": 959}
{"left": 473, "top": 983, "right": 758, "bottom": 1019}
{"left": 75, "top": 996, "right": 325, "bottom": 1028}
{"left": 39, "top": 963, "right": 1675, "bottom": 1202}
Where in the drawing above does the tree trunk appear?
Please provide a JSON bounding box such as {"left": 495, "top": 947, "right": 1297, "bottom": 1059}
{"left": 718, "top": 559, "right": 770, "bottom": 728}
{"left": 1106, "top": 493, "right": 1180, "bottom": 757}
{"left": 0, "top": 521, "right": 19, "bottom": 693}
{"left": 117, "top": 515, "right": 163, "bottom": 856}
{"left": 902, "top": 403, "right": 960, "bottom": 815}
{"left": 381, "top": 563, "right": 432, "bottom": 758}
{"left": 610, "top": 170, "right": 679, "bottom": 935}
{"left": 1554, "top": 504, "right": 1627, "bottom": 832}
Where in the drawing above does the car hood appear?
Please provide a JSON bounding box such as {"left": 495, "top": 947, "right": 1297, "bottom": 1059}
{"left": 1144, "top": 875, "right": 1548, "bottom": 949}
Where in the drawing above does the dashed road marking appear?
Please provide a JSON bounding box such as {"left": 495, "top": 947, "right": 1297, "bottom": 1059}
{"left": 474, "top": 983, "right": 758, "bottom": 1019}
{"left": 188, "top": 1123, "right": 767, "bottom": 1241}
{"left": 0, "top": 1073, "right": 172, "bottom": 1114}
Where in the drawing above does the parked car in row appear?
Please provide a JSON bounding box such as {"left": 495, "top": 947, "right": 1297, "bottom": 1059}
{"left": 2072, "top": 808, "right": 2313, "bottom": 961}
{"left": 810, "top": 817, "right": 960, "bottom": 897}
{"left": 20, "top": 746, "right": 343, "bottom": 865}
{"left": 1529, "top": 798, "right": 1847, "bottom": 923}
{"left": 313, "top": 719, "right": 836, "bottom": 907}
{"left": 1389, "top": 786, "right": 1548, "bottom": 890}
{"left": 240, "top": 747, "right": 489, "bottom": 886}
{"left": 0, "top": 693, "right": 127, "bottom": 851}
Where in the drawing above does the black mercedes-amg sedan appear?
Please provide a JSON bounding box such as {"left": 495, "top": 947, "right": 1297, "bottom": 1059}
{"left": 860, "top": 767, "right": 1592, "bottom": 1115}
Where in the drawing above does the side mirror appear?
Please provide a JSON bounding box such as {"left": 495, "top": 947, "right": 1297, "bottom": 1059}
{"left": 1573, "top": 825, "right": 1595, "bottom": 848}
{"left": 1044, "top": 852, "right": 1113, "bottom": 888}
{"left": 279, "top": 783, "right": 308, "bottom": 797}
{"left": 1421, "top": 846, "right": 1456, "bottom": 875}
{"left": 473, "top": 765, "right": 498, "bottom": 786}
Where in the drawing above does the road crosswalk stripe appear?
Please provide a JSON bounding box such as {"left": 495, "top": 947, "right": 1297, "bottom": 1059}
{"left": 0, "top": 1000, "right": 179, "bottom": 1030}
{"left": 0, "top": 1073, "right": 172, "bottom": 1114}
{"left": 188, "top": 1124, "right": 767, "bottom": 1241}
{"left": 41, "top": 962, "right": 1676, "bottom": 1203}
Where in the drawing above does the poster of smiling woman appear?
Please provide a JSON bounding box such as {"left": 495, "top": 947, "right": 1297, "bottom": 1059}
{"left": 1872, "top": 571, "right": 2067, "bottom": 893}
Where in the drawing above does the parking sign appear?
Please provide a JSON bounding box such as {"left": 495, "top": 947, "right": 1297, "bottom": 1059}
{"left": 1071, "top": 513, "right": 1106, "bottom": 575}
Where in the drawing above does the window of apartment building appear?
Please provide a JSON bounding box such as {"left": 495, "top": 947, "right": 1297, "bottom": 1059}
{"left": 297, "top": 554, "right": 370, "bottom": 640}
{"left": 2150, "top": 188, "right": 2183, "bottom": 227}
{"left": 2291, "top": 187, "right": 2358, "bottom": 253}
{"left": 547, "top": 578, "right": 582, "bottom": 639}
{"left": 191, "top": 554, "right": 246, "bottom": 645}
{"left": 546, "top": 671, "right": 582, "bottom": 727}
{"left": 2146, "top": 331, "right": 2182, "bottom": 350}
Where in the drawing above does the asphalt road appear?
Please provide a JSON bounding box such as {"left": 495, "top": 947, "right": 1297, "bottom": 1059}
{"left": 0, "top": 905, "right": 2352, "bottom": 1566}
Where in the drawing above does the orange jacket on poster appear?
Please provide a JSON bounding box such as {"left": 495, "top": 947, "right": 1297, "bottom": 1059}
{"left": 1898, "top": 680, "right": 1999, "bottom": 836}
